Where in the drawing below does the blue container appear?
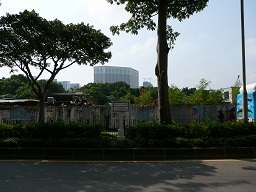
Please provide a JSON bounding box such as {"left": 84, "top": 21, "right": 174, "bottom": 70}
{"left": 236, "top": 92, "right": 256, "bottom": 121}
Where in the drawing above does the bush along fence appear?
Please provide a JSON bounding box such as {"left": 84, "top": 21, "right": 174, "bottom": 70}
{"left": 0, "top": 121, "right": 255, "bottom": 148}
{"left": 0, "top": 121, "right": 256, "bottom": 160}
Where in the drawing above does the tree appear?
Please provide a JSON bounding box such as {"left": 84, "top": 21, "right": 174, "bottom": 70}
{"left": 0, "top": 75, "right": 25, "bottom": 96}
{"left": 120, "top": 91, "right": 137, "bottom": 104}
{"left": 128, "top": 86, "right": 158, "bottom": 106}
{"left": 82, "top": 83, "right": 109, "bottom": 105}
{"left": 0, "top": 74, "right": 29, "bottom": 98}
{"left": 231, "top": 87, "right": 240, "bottom": 104}
{"left": 107, "top": 0, "right": 209, "bottom": 124}
{"left": 15, "top": 83, "right": 36, "bottom": 99}
{"left": 82, "top": 81, "right": 131, "bottom": 105}
{"left": 197, "top": 78, "right": 211, "bottom": 90}
{"left": 0, "top": 74, "right": 65, "bottom": 99}
{"left": 37, "top": 80, "right": 65, "bottom": 95}
{"left": 185, "top": 79, "right": 224, "bottom": 105}
{"left": 168, "top": 84, "right": 185, "bottom": 104}
{"left": 0, "top": 10, "right": 112, "bottom": 122}
{"left": 206, "top": 90, "right": 223, "bottom": 104}
{"left": 135, "top": 88, "right": 154, "bottom": 106}
{"left": 182, "top": 87, "right": 196, "bottom": 96}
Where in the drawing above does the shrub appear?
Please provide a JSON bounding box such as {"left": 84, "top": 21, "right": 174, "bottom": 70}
{"left": 0, "top": 138, "right": 19, "bottom": 147}
{"left": 126, "top": 122, "right": 173, "bottom": 141}
{"left": 1, "top": 121, "right": 256, "bottom": 148}
{"left": 175, "top": 137, "right": 191, "bottom": 148}
{"left": 188, "top": 122, "right": 209, "bottom": 139}
{"left": 25, "top": 121, "right": 104, "bottom": 139}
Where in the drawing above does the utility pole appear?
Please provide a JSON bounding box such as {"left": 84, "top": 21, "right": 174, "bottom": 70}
{"left": 240, "top": 0, "right": 248, "bottom": 122}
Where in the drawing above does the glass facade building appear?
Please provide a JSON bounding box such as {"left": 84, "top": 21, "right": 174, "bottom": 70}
{"left": 58, "top": 81, "right": 70, "bottom": 91}
{"left": 94, "top": 66, "right": 139, "bottom": 88}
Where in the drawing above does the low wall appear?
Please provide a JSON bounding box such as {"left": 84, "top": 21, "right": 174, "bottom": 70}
{"left": 1, "top": 104, "right": 236, "bottom": 126}
{"left": 0, "top": 147, "right": 255, "bottom": 161}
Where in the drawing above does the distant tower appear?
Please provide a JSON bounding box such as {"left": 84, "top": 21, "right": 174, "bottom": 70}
{"left": 143, "top": 78, "right": 153, "bottom": 87}
{"left": 59, "top": 81, "right": 70, "bottom": 91}
{"left": 233, "top": 75, "right": 242, "bottom": 87}
{"left": 222, "top": 75, "right": 242, "bottom": 103}
{"left": 94, "top": 66, "right": 139, "bottom": 88}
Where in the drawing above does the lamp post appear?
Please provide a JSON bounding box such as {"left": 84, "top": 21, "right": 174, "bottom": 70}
{"left": 240, "top": 0, "right": 248, "bottom": 122}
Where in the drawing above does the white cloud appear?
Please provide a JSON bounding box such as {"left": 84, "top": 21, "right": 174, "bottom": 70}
{"left": 130, "top": 37, "right": 157, "bottom": 56}
{"left": 0, "top": 0, "right": 34, "bottom": 14}
{"left": 74, "top": 0, "right": 130, "bottom": 26}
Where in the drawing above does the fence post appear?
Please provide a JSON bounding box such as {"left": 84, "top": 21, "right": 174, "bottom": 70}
{"left": 117, "top": 112, "right": 125, "bottom": 140}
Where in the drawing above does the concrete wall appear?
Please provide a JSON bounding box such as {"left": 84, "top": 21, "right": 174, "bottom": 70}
{"left": 0, "top": 104, "right": 235, "bottom": 126}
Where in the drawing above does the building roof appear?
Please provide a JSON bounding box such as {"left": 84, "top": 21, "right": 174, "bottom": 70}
{"left": 0, "top": 99, "right": 39, "bottom": 107}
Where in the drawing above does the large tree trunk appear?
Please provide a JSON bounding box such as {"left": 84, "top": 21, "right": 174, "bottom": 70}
{"left": 156, "top": 0, "right": 172, "bottom": 124}
{"left": 38, "top": 94, "right": 46, "bottom": 123}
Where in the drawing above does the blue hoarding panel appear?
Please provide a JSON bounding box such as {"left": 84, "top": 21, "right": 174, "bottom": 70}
{"left": 237, "top": 92, "right": 256, "bottom": 121}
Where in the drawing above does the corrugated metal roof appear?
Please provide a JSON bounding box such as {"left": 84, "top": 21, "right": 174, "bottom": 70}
{"left": 0, "top": 99, "right": 39, "bottom": 103}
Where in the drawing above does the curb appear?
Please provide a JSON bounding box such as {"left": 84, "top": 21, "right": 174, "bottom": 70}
{"left": 0, "top": 147, "right": 255, "bottom": 161}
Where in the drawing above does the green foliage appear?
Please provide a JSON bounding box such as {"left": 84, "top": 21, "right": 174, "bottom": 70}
{"left": 197, "top": 78, "right": 211, "bottom": 90}
{"left": 134, "top": 88, "right": 154, "bottom": 106}
{"left": 0, "top": 10, "right": 112, "bottom": 122}
{"left": 82, "top": 82, "right": 133, "bottom": 105}
{"left": 182, "top": 87, "right": 196, "bottom": 96}
{"left": 0, "top": 121, "right": 108, "bottom": 147}
{"left": 187, "top": 122, "right": 209, "bottom": 138}
{"left": 0, "top": 137, "right": 112, "bottom": 148}
{"left": 183, "top": 78, "right": 224, "bottom": 104}
{"left": 107, "top": 0, "right": 208, "bottom": 45}
{"left": 126, "top": 122, "right": 182, "bottom": 147}
{"left": 0, "top": 74, "right": 65, "bottom": 99}
{"left": 37, "top": 80, "right": 65, "bottom": 95}
{"left": 167, "top": 79, "right": 224, "bottom": 105}
{"left": 15, "top": 84, "right": 36, "bottom": 99}
{"left": 0, "top": 124, "right": 14, "bottom": 138}
{"left": 0, "top": 138, "right": 19, "bottom": 147}
{"left": 126, "top": 122, "right": 256, "bottom": 148}
{"left": 126, "top": 122, "right": 172, "bottom": 140}
{"left": 0, "top": 122, "right": 26, "bottom": 138}
{"left": 101, "top": 131, "right": 117, "bottom": 139}
{"left": 81, "top": 79, "right": 224, "bottom": 106}
{"left": 205, "top": 90, "right": 223, "bottom": 104}
{"left": 1, "top": 121, "right": 256, "bottom": 148}
{"left": 0, "top": 121, "right": 103, "bottom": 139}
{"left": 0, "top": 75, "right": 28, "bottom": 98}
{"left": 231, "top": 87, "right": 240, "bottom": 104}
{"left": 82, "top": 82, "right": 159, "bottom": 106}
{"left": 169, "top": 85, "right": 186, "bottom": 104}
{"left": 120, "top": 92, "right": 137, "bottom": 105}
{"left": 25, "top": 121, "right": 104, "bottom": 139}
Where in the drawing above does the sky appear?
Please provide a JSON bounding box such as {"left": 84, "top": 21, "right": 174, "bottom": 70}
{"left": 0, "top": 0, "right": 255, "bottom": 89}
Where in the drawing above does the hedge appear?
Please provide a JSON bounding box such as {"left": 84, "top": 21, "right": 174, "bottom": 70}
{"left": 0, "top": 121, "right": 256, "bottom": 148}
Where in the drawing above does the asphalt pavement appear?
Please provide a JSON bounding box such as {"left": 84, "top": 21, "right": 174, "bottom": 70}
{"left": 0, "top": 159, "right": 256, "bottom": 192}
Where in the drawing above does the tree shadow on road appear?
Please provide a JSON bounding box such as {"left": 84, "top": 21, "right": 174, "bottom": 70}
{"left": 0, "top": 161, "right": 253, "bottom": 192}
{"left": 74, "top": 161, "right": 250, "bottom": 192}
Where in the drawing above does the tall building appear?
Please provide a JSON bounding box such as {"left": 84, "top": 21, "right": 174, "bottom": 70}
{"left": 59, "top": 81, "right": 70, "bottom": 91}
{"left": 94, "top": 66, "right": 139, "bottom": 88}
{"left": 70, "top": 83, "right": 80, "bottom": 90}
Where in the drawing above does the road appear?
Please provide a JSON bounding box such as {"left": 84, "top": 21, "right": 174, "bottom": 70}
{"left": 0, "top": 159, "right": 256, "bottom": 192}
